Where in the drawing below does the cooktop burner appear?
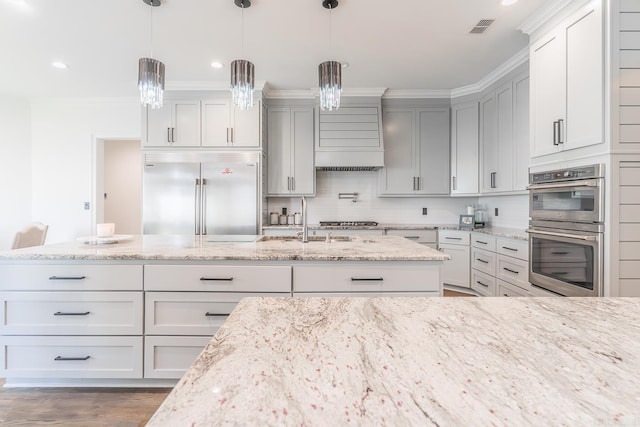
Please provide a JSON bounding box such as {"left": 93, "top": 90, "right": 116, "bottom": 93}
{"left": 319, "top": 221, "right": 379, "bottom": 226}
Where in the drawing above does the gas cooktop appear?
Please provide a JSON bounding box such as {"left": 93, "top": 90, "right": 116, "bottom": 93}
{"left": 319, "top": 221, "right": 379, "bottom": 226}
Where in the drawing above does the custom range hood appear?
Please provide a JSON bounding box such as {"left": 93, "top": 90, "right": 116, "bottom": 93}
{"left": 315, "top": 98, "right": 384, "bottom": 171}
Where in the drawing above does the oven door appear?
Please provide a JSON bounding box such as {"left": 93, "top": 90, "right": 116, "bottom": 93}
{"left": 528, "top": 179, "right": 603, "bottom": 223}
{"left": 527, "top": 227, "right": 602, "bottom": 297}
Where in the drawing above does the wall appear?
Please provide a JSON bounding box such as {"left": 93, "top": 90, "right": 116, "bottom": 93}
{"left": 104, "top": 140, "right": 142, "bottom": 235}
{"left": 0, "top": 96, "right": 32, "bottom": 250}
{"left": 30, "top": 98, "right": 140, "bottom": 243}
{"left": 268, "top": 171, "right": 477, "bottom": 225}
{"left": 477, "top": 194, "right": 529, "bottom": 229}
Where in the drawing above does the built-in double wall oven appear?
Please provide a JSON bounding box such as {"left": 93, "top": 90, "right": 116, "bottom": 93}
{"left": 527, "top": 164, "right": 604, "bottom": 297}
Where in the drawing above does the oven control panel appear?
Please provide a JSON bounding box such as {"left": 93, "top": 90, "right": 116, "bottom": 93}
{"left": 530, "top": 164, "right": 604, "bottom": 184}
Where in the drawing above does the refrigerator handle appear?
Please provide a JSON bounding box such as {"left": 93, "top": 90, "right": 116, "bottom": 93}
{"left": 201, "top": 178, "right": 208, "bottom": 235}
{"left": 195, "top": 178, "right": 201, "bottom": 235}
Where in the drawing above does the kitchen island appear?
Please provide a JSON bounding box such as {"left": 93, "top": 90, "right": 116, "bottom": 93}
{"left": 0, "top": 235, "right": 448, "bottom": 386}
{"left": 147, "top": 296, "right": 640, "bottom": 426}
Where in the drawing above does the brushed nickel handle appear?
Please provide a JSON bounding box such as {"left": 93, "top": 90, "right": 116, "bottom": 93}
{"left": 476, "top": 280, "right": 489, "bottom": 287}
{"left": 503, "top": 267, "right": 519, "bottom": 274}
{"left": 476, "top": 258, "right": 489, "bottom": 264}
{"left": 351, "top": 277, "right": 384, "bottom": 282}
{"left": 502, "top": 246, "right": 518, "bottom": 252}
{"left": 49, "top": 276, "right": 86, "bottom": 280}
{"left": 200, "top": 277, "right": 234, "bottom": 281}
{"left": 55, "top": 356, "right": 90, "bottom": 361}
{"left": 205, "top": 312, "right": 227, "bottom": 317}
{"left": 54, "top": 311, "right": 90, "bottom": 316}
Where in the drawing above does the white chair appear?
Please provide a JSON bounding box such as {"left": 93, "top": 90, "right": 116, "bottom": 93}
{"left": 11, "top": 222, "right": 49, "bottom": 249}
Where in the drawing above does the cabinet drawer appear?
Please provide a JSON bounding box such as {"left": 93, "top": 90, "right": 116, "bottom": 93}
{"left": 293, "top": 264, "right": 440, "bottom": 293}
{"left": 437, "top": 230, "right": 470, "bottom": 245}
{"left": 144, "top": 336, "right": 211, "bottom": 379}
{"left": 386, "top": 229, "right": 437, "bottom": 244}
{"left": 145, "top": 292, "right": 288, "bottom": 335}
{"left": 1, "top": 292, "right": 143, "bottom": 335}
{"left": 496, "top": 255, "right": 529, "bottom": 290}
{"left": 471, "top": 234, "right": 497, "bottom": 251}
{"left": 497, "top": 279, "right": 530, "bottom": 297}
{"left": 0, "top": 264, "right": 142, "bottom": 291}
{"left": 144, "top": 265, "right": 292, "bottom": 292}
{"left": 496, "top": 238, "right": 528, "bottom": 261}
{"left": 471, "top": 248, "right": 496, "bottom": 276}
{"left": 0, "top": 336, "right": 143, "bottom": 379}
{"left": 471, "top": 270, "right": 496, "bottom": 297}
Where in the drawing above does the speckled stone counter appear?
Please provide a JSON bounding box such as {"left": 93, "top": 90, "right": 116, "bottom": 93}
{"left": 0, "top": 234, "right": 448, "bottom": 262}
{"left": 147, "top": 297, "right": 640, "bottom": 426}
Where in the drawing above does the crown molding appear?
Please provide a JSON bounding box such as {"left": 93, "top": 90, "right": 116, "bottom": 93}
{"left": 450, "top": 47, "right": 529, "bottom": 99}
{"left": 165, "top": 80, "right": 266, "bottom": 91}
{"left": 262, "top": 88, "right": 315, "bottom": 99}
{"left": 517, "top": 0, "right": 576, "bottom": 35}
{"left": 341, "top": 87, "right": 387, "bottom": 97}
{"left": 382, "top": 89, "right": 451, "bottom": 99}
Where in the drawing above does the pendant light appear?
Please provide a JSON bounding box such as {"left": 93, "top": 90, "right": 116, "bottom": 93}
{"left": 138, "top": 0, "right": 165, "bottom": 109}
{"left": 319, "top": 0, "right": 342, "bottom": 111}
{"left": 230, "top": 0, "right": 255, "bottom": 110}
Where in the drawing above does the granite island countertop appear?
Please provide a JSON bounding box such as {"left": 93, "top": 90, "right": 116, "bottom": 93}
{"left": 0, "top": 234, "right": 449, "bottom": 262}
{"left": 147, "top": 297, "right": 640, "bottom": 426}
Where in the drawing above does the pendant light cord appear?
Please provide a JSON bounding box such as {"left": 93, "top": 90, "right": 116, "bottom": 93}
{"left": 241, "top": 3, "right": 245, "bottom": 57}
{"left": 149, "top": 3, "right": 154, "bottom": 58}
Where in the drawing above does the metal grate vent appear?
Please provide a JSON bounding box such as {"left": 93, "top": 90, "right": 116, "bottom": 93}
{"left": 470, "top": 19, "right": 495, "bottom": 34}
{"left": 317, "top": 166, "right": 379, "bottom": 172}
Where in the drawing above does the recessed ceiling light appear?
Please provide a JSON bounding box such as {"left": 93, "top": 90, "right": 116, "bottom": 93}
{"left": 5, "top": 0, "right": 32, "bottom": 11}
{"left": 342, "top": 62, "right": 350, "bottom": 69}
{"left": 51, "top": 61, "right": 68, "bottom": 69}
{"left": 501, "top": 0, "right": 518, "bottom": 5}
{"left": 211, "top": 62, "right": 224, "bottom": 69}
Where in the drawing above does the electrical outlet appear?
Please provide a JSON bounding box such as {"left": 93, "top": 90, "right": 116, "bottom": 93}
{"left": 494, "top": 207, "right": 499, "bottom": 216}
{"left": 422, "top": 208, "right": 428, "bottom": 215}
{"left": 84, "top": 202, "right": 90, "bottom": 210}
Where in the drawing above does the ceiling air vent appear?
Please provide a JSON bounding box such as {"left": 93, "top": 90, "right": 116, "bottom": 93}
{"left": 470, "top": 19, "right": 495, "bottom": 34}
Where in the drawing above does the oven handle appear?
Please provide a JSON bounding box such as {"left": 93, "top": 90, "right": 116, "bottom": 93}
{"left": 526, "top": 229, "right": 597, "bottom": 242}
{"left": 526, "top": 181, "right": 598, "bottom": 190}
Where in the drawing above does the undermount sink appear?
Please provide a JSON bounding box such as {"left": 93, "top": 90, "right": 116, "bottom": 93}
{"left": 256, "top": 235, "right": 354, "bottom": 243}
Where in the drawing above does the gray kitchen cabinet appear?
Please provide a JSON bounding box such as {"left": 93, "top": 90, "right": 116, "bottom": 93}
{"left": 530, "top": 1, "right": 603, "bottom": 158}
{"left": 144, "top": 100, "right": 201, "bottom": 147}
{"left": 378, "top": 107, "right": 449, "bottom": 196}
{"left": 266, "top": 107, "right": 315, "bottom": 196}
{"left": 385, "top": 228, "right": 437, "bottom": 249}
{"left": 438, "top": 230, "right": 471, "bottom": 289}
{"left": 202, "top": 98, "right": 261, "bottom": 148}
{"left": 450, "top": 102, "right": 479, "bottom": 195}
{"left": 480, "top": 71, "right": 529, "bottom": 193}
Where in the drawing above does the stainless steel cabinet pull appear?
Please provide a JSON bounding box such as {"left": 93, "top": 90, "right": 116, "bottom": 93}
{"left": 167, "top": 127, "right": 171, "bottom": 143}
{"left": 405, "top": 236, "right": 420, "bottom": 239}
{"left": 226, "top": 128, "right": 230, "bottom": 143}
{"left": 412, "top": 177, "right": 416, "bottom": 190}
{"left": 503, "top": 267, "right": 519, "bottom": 274}
{"left": 476, "top": 258, "right": 489, "bottom": 264}
{"left": 49, "top": 276, "right": 86, "bottom": 280}
{"left": 553, "top": 120, "right": 559, "bottom": 146}
{"left": 551, "top": 251, "right": 569, "bottom": 255}
{"left": 200, "top": 277, "right": 234, "bottom": 281}
{"left": 291, "top": 176, "right": 295, "bottom": 191}
{"left": 417, "top": 177, "right": 421, "bottom": 191}
{"left": 491, "top": 172, "right": 496, "bottom": 189}
{"left": 476, "top": 281, "right": 489, "bottom": 287}
{"left": 501, "top": 246, "right": 517, "bottom": 252}
{"left": 452, "top": 176, "right": 457, "bottom": 191}
{"left": 205, "top": 312, "right": 227, "bottom": 317}
{"left": 230, "top": 128, "right": 234, "bottom": 143}
{"left": 54, "top": 311, "right": 90, "bottom": 316}
{"left": 55, "top": 356, "right": 90, "bottom": 361}
{"left": 351, "top": 277, "right": 384, "bottom": 282}
{"left": 171, "top": 127, "right": 176, "bottom": 143}
{"left": 476, "top": 240, "right": 487, "bottom": 245}
{"left": 557, "top": 119, "right": 564, "bottom": 144}
{"left": 446, "top": 237, "right": 462, "bottom": 240}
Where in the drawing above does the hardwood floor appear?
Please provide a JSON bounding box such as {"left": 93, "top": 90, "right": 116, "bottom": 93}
{"left": 443, "top": 289, "right": 476, "bottom": 297}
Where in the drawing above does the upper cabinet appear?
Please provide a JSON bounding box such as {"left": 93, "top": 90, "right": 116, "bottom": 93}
{"left": 378, "top": 107, "right": 449, "bottom": 196}
{"left": 266, "top": 106, "right": 315, "bottom": 196}
{"left": 143, "top": 93, "right": 262, "bottom": 148}
{"left": 530, "top": 2, "right": 604, "bottom": 158}
{"left": 451, "top": 101, "right": 479, "bottom": 195}
{"left": 480, "top": 71, "right": 530, "bottom": 193}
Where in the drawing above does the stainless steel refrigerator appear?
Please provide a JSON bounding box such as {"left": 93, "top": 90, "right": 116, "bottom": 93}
{"left": 143, "top": 152, "right": 260, "bottom": 235}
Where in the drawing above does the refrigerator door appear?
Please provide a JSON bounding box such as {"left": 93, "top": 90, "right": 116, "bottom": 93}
{"left": 143, "top": 162, "right": 201, "bottom": 234}
{"left": 201, "top": 161, "right": 258, "bottom": 235}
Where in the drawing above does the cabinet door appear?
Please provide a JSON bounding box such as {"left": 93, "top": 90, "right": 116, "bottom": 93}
{"left": 202, "top": 99, "right": 231, "bottom": 147}
{"left": 564, "top": 4, "right": 603, "bottom": 150}
{"left": 290, "top": 108, "right": 315, "bottom": 195}
{"left": 417, "top": 108, "right": 450, "bottom": 194}
{"left": 451, "top": 102, "right": 479, "bottom": 194}
{"left": 513, "top": 73, "right": 530, "bottom": 191}
{"left": 439, "top": 243, "right": 470, "bottom": 288}
{"left": 495, "top": 83, "right": 514, "bottom": 192}
{"left": 267, "top": 108, "right": 292, "bottom": 195}
{"left": 171, "top": 101, "right": 201, "bottom": 147}
{"left": 145, "top": 105, "right": 172, "bottom": 146}
{"left": 379, "top": 108, "right": 416, "bottom": 195}
{"left": 231, "top": 102, "right": 261, "bottom": 147}
{"left": 530, "top": 31, "right": 565, "bottom": 157}
{"left": 480, "top": 93, "right": 498, "bottom": 193}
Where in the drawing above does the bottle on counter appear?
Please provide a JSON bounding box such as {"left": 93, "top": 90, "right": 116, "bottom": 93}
{"left": 279, "top": 214, "right": 288, "bottom": 225}
{"left": 270, "top": 212, "right": 279, "bottom": 225}
{"left": 287, "top": 214, "right": 295, "bottom": 225}
{"left": 294, "top": 212, "right": 302, "bottom": 225}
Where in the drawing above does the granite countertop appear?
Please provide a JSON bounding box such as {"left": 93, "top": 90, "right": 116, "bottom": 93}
{"left": 0, "top": 234, "right": 449, "bottom": 262}
{"left": 147, "top": 297, "right": 640, "bottom": 426}
{"left": 263, "top": 224, "right": 528, "bottom": 240}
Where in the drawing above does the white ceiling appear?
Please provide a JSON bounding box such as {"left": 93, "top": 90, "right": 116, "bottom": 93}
{"left": 0, "top": 0, "right": 553, "bottom": 98}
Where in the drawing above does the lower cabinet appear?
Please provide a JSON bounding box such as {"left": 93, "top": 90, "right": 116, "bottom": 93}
{"left": 144, "top": 336, "right": 216, "bottom": 379}
{"left": 438, "top": 230, "right": 471, "bottom": 289}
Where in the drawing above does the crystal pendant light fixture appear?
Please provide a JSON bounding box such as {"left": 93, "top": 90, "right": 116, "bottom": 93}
{"left": 138, "top": 0, "right": 165, "bottom": 109}
{"left": 231, "top": 0, "right": 254, "bottom": 110}
{"left": 319, "top": 0, "right": 342, "bottom": 111}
